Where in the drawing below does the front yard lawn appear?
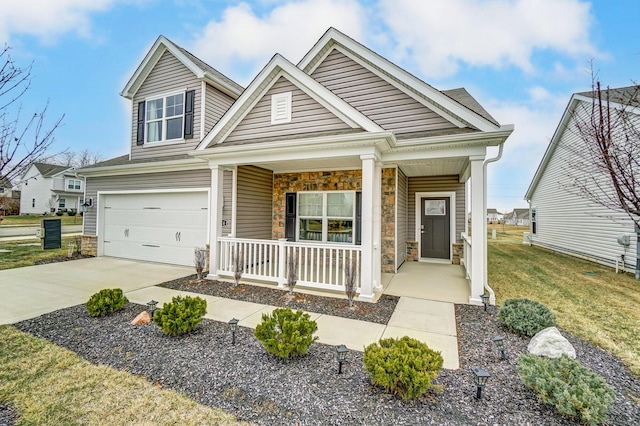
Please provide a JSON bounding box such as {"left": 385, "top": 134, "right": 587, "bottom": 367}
{"left": 0, "top": 214, "right": 82, "bottom": 226}
{"left": 488, "top": 224, "right": 640, "bottom": 376}
{"left": 0, "top": 237, "right": 84, "bottom": 270}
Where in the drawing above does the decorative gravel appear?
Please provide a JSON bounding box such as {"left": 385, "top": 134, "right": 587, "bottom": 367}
{"left": 0, "top": 404, "right": 17, "bottom": 426}
{"left": 14, "top": 301, "right": 640, "bottom": 425}
{"left": 159, "top": 275, "right": 398, "bottom": 325}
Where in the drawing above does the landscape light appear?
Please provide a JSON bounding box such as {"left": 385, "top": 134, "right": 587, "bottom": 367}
{"left": 480, "top": 294, "right": 489, "bottom": 311}
{"left": 336, "top": 344, "right": 349, "bottom": 374}
{"left": 492, "top": 335, "right": 506, "bottom": 360}
{"left": 228, "top": 318, "right": 239, "bottom": 345}
{"left": 471, "top": 366, "right": 491, "bottom": 399}
{"left": 147, "top": 300, "right": 158, "bottom": 319}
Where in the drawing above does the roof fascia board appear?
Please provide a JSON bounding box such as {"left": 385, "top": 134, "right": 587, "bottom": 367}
{"left": 394, "top": 125, "right": 513, "bottom": 149}
{"left": 196, "top": 55, "right": 382, "bottom": 150}
{"left": 202, "top": 73, "right": 243, "bottom": 98}
{"left": 77, "top": 158, "right": 208, "bottom": 178}
{"left": 573, "top": 94, "right": 640, "bottom": 116}
{"left": 299, "top": 29, "right": 500, "bottom": 132}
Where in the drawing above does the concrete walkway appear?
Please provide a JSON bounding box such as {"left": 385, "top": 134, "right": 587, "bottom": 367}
{"left": 0, "top": 257, "right": 460, "bottom": 369}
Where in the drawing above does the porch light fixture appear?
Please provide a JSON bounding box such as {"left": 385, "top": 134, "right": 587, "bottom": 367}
{"left": 471, "top": 366, "right": 491, "bottom": 399}
{"left": 480, "top": 293, "right": 489, "bottom": 311}
{"left": 147, "top": 300, "right": 158, "bottom": 319}
{"left": 228, "top": 318, "right": 239, "bottom": 345}
{"left": 336, "top": 344, "right": 349, "bottom": 374}
{"left": 81, "top": 198, "right": 93, "bottom": 211}
{"left": 492, "top": 335, "right": 506, "bottom": 360}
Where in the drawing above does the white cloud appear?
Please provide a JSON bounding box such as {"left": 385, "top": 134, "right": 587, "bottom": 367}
{"left": 378, "top": 0, "right": 598, "bottom": 79}
{"left": 189, "top": 0, "right": 367, "bottom": 85}
{"left": 0, "top": 0, "right": 120, "bottom": 44}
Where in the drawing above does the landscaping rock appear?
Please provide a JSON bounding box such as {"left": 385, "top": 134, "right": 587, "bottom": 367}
{"left": 527, "top": 326, "right": 576, "bottom": 359}
{"left": 130, "top": 311, "right": 151, "bottom": 325}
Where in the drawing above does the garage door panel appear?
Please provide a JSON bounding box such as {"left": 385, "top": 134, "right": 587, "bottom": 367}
{"left": 100, "top": 192, "right": 208, "bottom": 267}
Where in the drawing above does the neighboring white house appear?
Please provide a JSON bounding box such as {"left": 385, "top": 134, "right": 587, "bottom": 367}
{"left": 19, "top": 163, "right": 85, "bottom": 215}
{"left": 487, "top": 208, "right": 503, "bottom": 223}
{"left": 505, "top": 208, "right": 529, "bottom": 226}
{"left": 525, "top": 86, "right": 638, "bottom": 273}
{"left": 0, "top": 175, "right": 20, "bottom": 215}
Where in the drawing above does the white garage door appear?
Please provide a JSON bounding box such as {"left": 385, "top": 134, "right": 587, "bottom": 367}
{"left": 101, "top": 192, "right": 208, "bottom": 266}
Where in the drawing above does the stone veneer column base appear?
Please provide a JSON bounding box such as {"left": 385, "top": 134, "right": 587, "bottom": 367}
{"left": 452, "top": 243, "right": 463, "bottom": 265}
{"left": 81, "top": 235, "right": 97, "bottom": 256}
{"left": 406, "top": 241, "right": 418, "bottom": 261}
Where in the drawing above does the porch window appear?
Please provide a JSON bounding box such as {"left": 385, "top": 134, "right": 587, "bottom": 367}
{"left": 297, "top": 191, "right": 355, "bottom": 244}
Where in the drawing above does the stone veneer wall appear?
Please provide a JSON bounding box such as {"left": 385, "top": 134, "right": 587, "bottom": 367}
{"left": 406, "top": 241, "right": 418, "bottom": 261}
{"left": 81, "top": 235, "right": 97, "bottom": 256}
{"left": 272, "top": 169, "right": 397, "bottom": 272}
{"left": 380, "top": 168, "right": 396, "bottom": 273}
{"left": 452, "top": 243, "right": 463, "bottom": 265}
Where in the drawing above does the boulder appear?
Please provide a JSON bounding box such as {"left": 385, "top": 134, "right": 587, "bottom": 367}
{"left": 131, "top": 311, "right": 151, "bottom": 325}
{"left": 527, "top": 327, "right": 576, "bottom": 359}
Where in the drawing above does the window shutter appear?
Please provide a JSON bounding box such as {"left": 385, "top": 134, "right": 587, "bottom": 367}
{"left": 136, "top": 101, "right": 145, "bottom": 145}
{"left": 355, "top": 191, "right": 362, "bottom": 245}
{"left": 184, "top": 90, "right": 195, "bottom": 139}
{"left": 285, "top": 192, "right": 297, "bottom": 241}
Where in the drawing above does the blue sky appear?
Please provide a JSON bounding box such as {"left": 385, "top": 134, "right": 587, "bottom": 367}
{"left": 2, "top": 0, "right": 639, "bottom": 212}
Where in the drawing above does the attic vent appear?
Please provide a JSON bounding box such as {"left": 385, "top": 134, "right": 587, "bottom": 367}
{"left": 271, "top": 92, "right": 292, "bottom": 124}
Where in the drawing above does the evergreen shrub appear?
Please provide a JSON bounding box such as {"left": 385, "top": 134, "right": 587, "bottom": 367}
{"left": 86, "top": 288, "right": 129, "bottom": 317}
{"left": 363, "top": 336, "right": 443, "bottom": 400}
{"left": 254, "top": 308, "right": 318, "bottom": 358}
{"left": 517, "top": 354, "right": 615, "bottom": 425}
{"left": 498, "top": 298, "right": 556, "bottom": 336}
{"left": 153, "top": 296, "right": 207, "bottom": 336}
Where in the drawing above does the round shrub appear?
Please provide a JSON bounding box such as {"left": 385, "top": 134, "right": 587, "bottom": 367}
{"left": 254, "top": 307, "right": 318, "bottom": 358}
{"left": 86, "top": 288, "right": 129, "bottom": 317}
{"left": 518, "top": 354, "right": 615, "bottom": 425}
{"left": 498, "top": 298, "right": 556, "bottom": 336}
{"left": 363, "top": 336, "right": 443, "bottom": 400}
{"left": 153, "top": 296, "right": 207, "bottom": 336}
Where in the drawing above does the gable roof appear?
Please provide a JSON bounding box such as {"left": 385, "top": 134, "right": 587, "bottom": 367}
{"left": 525, "top": 85, "right": 640, "bottom": 200}
{"left": 196, "top": 54, "right": 384, "bottom": 149}
{"left": 487, "top": 208, "right": 502, "bottom": 214}
{"left": 298, "top": 28, "right": 502, "bottom": 132}
{"left": 510, "top": 208, "right": 529, "bottom": 218}
{"left": 32, "top": 163, "right": 71, "bottom": 177}
{"left": 120, "top": 36, "right": 243, "bottom": 99}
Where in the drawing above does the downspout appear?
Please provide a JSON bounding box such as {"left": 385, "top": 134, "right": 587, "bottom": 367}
{"left": 483, "top": 142, "right": 504, "bottom": 305}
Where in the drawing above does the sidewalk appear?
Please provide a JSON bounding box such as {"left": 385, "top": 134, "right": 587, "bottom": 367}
{"left": 126, "top": 286, "right": 460, "bottom": 369}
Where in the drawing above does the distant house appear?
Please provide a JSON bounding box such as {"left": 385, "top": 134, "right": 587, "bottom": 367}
{"left": 505, "top": 208, "right": 529, "bottom": 226}
{"left": 0, "top": 176, "right": 20, "bottom": 215}
{"left": 19, "top": 163, "right": 85, "bottom": 215}
{"left": 486, "top": 208, "right": 503, "bottom": 223}
{"left": 525, "top": 86, "right": 638, "bottom": 272}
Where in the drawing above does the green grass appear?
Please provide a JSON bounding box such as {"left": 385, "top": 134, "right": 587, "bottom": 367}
{"left": 0, "top": 214, "right": 83, "bottom": 226}
{"left": 0, "top": 236, "right": 83, "bottom": 270}
{"left": 0, "top": 325, "right": 243, "bottom": 425}
{"left": 488, "top": 224, "right": 640, "bottom": 376}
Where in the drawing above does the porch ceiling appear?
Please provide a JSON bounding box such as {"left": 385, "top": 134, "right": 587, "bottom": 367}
{"left": 395, "top": 158, "right": 468, "bottom": 177}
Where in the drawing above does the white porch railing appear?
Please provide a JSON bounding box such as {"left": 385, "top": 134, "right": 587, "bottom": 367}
{"left": 217, "top": 237, "right": 362, "bottom": 292}
{"left": 461, "top": 232, "right": 471, "bottom": 281}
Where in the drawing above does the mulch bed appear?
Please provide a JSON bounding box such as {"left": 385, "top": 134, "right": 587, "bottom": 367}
{"left": 0, "top": 404, "right": 17, "bottom": 426}
{"left": 34, "top": 254, "right": 93, "bottom": 265}
{"left": 159, "top": 275, "right": 398, "bottom": 325}
{"left": 13, "top": 297, "right": 640, "bottom": 425}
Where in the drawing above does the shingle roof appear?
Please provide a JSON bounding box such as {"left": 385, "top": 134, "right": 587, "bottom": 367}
{"left": 511, "top": 208, "right": 529, "bottom": 218}
{"left": 441, "top": 88, "right": 498, "bottom": 126}
{"left": 577, "top": 85, "right": 640, "bottom": 108}
{"left": 78, "top": 154, "right": 195, "bottom": 170}
{"left": 32, "top": 163, "right": 70, "bottom": 177}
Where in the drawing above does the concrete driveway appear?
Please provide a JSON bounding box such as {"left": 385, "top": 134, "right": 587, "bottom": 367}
{"left": 0, "top": 257, "right": 193, "bottom": 324}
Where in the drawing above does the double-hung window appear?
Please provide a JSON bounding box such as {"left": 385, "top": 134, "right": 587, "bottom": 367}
{"left": 146, "top": 93, "right": 184, "bottom": 142}
{"left": 67, "top": 179, "right": 81, "bottom": 190}
{"left": 297, "top": 191, "right": 355, "bottom": 244}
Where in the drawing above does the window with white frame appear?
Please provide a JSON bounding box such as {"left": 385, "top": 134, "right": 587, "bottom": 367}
{"left": 297, "top": 191, "right": 355, "bottom": 243}
{"left": 67, "top": 179, "right": 81, "bottom": 190}
{"left": 271, "top": 92, "right": 292, "bottom": 124}
{"left": 146, "top": 93, "right": 184, "bottom": 142}
{"left": 58, "top": 198, "right": 66, "bottom": 209}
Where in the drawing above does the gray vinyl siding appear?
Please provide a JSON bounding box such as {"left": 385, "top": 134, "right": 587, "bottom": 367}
{"left": 205, "top": 85, "right": 235, "bottom": 135}
{"left": 407, "top": 175, "right": 465, "bottom": 243}
{"left": 236, "top": 166, "right": 273, "bottom": 239}
{"left": 224, "top": 76, "right": 352, "bottom": 143}
{"left": 396, "top": 168, "right": 408, "bottom": 267}
{"left": 130, "top": 50, "right": 202, "bottom": 160}
{"left": 311, "top": 49, "right": 454, "bottom": 135}
{"left": 529, "top": 101, "right": 638, "bottom": 271}
{"left": 84, "top": 169, "right": 211, "bottom": 235}
{"left": 222, "top": 170, "right": 233, "bottom": 236}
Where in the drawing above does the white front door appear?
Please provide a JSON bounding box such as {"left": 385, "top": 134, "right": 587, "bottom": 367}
{"left": 100, "top": 192, "right": 208, "bottom": 266}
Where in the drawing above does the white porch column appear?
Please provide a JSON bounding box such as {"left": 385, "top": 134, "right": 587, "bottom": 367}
{"left": 372, "top": 160, "right": 382, "bottom": 291}
{"left": 359, "top": 154, "right": 380, "bottom": 301}
{"left": 469, "top": 156, "right": 485, "bottom": 304}
{"left": 207, "top": 164, "right": 225, "bottom": 279}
